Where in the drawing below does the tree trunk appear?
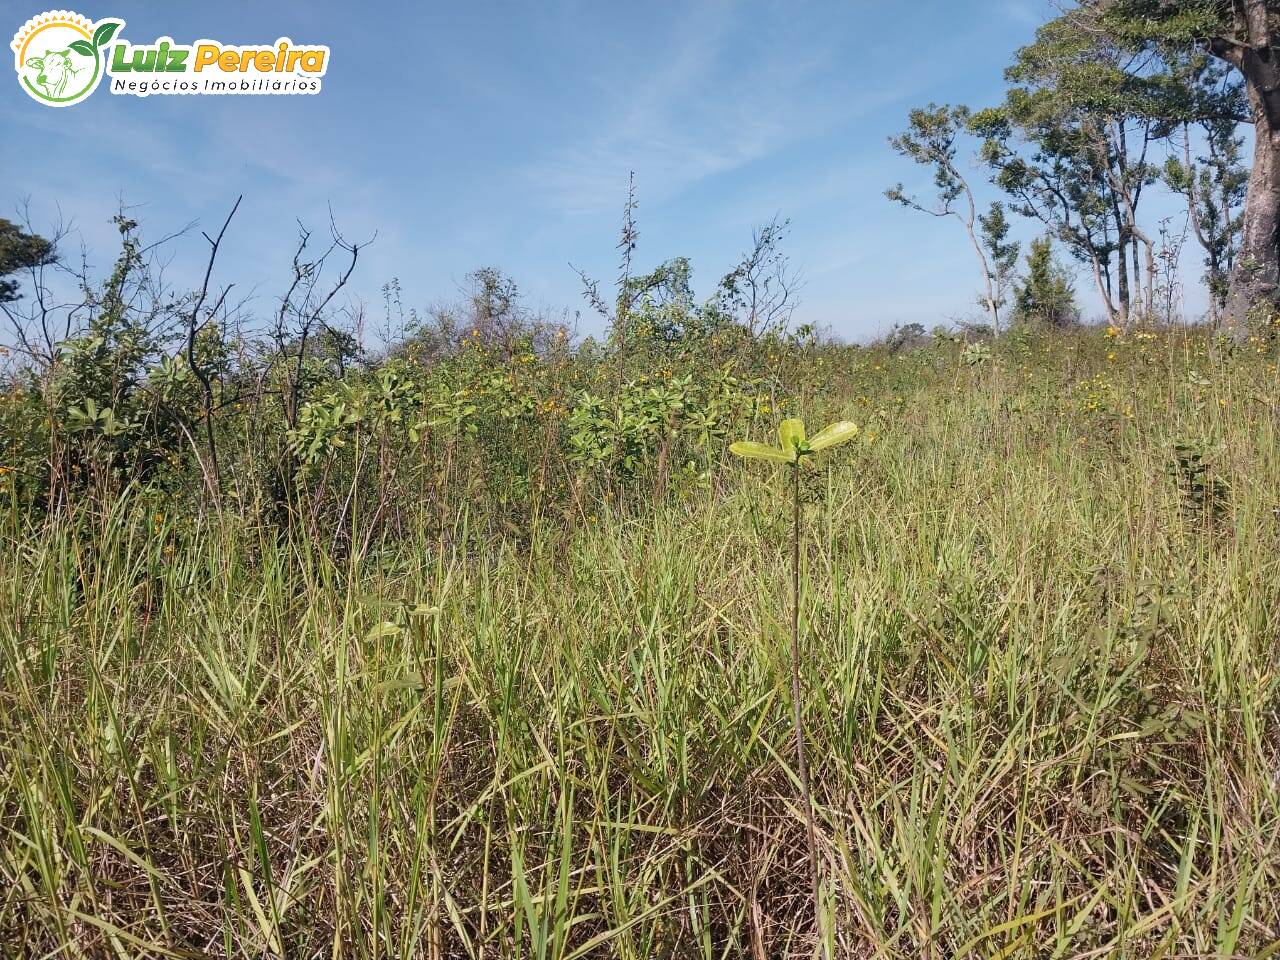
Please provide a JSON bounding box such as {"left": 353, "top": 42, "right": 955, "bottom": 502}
{"left": 1089, "top": 253, "right": 1118, "bottom": 323}
{"left": 958, "top": 179, "right": 1000, "bottom": 333}
{"left": 1180, "top": 125, "right": 1225, "bottom": 322}
{"left": 1114, "top": 232, "right": 1130, "bottom": 326}
{"left": 1219, "top": 4, "right": 1280, "bottom": 328}
{"left": 1228, "top": 116, "right": 1280, "bottom": 325}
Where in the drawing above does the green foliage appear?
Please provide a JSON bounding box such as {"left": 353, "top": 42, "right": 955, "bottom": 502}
{"left": 46, "top": 217, "right": 190, "bottom": 487}
{"left": 568, "top": 369, "right": 751, "bottom": 480}
{"left": 1167, "top": 437, "right": 1229, "bottom": 523}
{"left": 886, "top": 104, "right": 973, "bottom": 213}
{"left": 960, "top": 340, "right": 993, "bottom": 366}
{"left": 1013, "top": 236, "right": 1077, "bottom": 326}
{"left": 1092, "top": 0, "right": 1234, "bottom": 49}
{"left": 0, "top": 218, "right": 56, "bottom": 303}
{"left": 979, "top": 201, "right": 1019, "bottom": 315}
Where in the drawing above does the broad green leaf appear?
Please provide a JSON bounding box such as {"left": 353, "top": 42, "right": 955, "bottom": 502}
{"left": 375, "top": 677, "right": 425, "bottom": 693}
{"left": 778, "top": 418, "right": 806, "bottom": 452}
{"left": 808, "top": 420, "right": 859, "bottom": 452}
{"left": 93, "top": 21, "right": 121, "bottom": 48}
{"left": 69, "top": 40, "right": 95, "bottom": 57}
{"left": 729, "top": 441, "right": 793, "bottom": 464}
{"left": 365, "top": 621, "right": 404, "bottom": 641}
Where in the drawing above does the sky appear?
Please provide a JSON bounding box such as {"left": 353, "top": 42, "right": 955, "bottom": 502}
{"left": 1, "top": 0, "right": 1212, "bottom": 344}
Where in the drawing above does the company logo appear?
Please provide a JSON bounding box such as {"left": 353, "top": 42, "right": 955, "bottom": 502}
{"left": 12, "top": 10, "right": 329, "bottom": 107}
{"left": 12, "top": 11, "right": 119, "bottom": 106}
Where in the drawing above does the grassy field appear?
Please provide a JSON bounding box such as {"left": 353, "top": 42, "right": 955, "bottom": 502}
{"left": 3, "top": 328, "right": 1280, "bottom": 957}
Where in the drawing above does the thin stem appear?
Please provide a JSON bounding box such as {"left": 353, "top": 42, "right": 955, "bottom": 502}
{"left": 791, "top": 462, "right": 821, "bottom": 938}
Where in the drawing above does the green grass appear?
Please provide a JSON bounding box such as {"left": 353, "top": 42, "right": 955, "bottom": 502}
{"left": 2, "top": 330, "right": 1279, "bottom": 957}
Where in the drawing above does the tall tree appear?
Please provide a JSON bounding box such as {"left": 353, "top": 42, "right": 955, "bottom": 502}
{"left": 1164, "top": 113, "right": 1247, "bottom": 317}
{"left": 972, "top": 10, "right": 1193, "bottom": 324}
{"left": 972, "top": 106, "right": 1125, "bottom": 322}
{"left": 887, "top": 104, "right": 1002, "bottom": 331}
{"left": 1093, "top": 0, "right": 1272, "bottom": 324}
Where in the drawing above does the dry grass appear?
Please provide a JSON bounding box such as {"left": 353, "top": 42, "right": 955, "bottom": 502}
{"left": 2, "top": 329, "right": 1279, "bottom": 957}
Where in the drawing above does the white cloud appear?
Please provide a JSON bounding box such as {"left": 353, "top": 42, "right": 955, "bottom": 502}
{"left": 521, "top": 0, "right": 849, "bottom": 215}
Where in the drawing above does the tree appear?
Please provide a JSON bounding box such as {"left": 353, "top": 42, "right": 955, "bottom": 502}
{"left": 1091, "top": 0, "right": 1275, "bottom": 324}
{"left": 0, "top": 217, "right": 55, "bottom": 303}
{"left": 1164, "top": 113, "right": 1247, "bottom": 318}
{"left": 973, "top": 105, "right": 1121, "bottom": 322}
{"left": 887, "top": 104, "right": 1002, "bottom": 331}
{"left": 183, "top": 195, "right": 242, "bottom": 502}
{"left": 971, "top": 9, "right": 1197, "bottom": 325}
{"left": 979, "top": 201, "right": 1021, "bottom": 321}
{"left": 711, "top": 215, "right": 800, "bottom": 337}
{"left": 1013, "top": 236, "right": 1078, "bottom": 326}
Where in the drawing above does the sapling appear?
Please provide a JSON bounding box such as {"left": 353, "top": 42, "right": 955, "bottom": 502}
{"left": 730, "top": 417, "right": 858, "bottom": 941}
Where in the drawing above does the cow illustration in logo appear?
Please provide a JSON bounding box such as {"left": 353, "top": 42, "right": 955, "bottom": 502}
{"left": 26, "top": 47, "right": 80, "bottom": 98}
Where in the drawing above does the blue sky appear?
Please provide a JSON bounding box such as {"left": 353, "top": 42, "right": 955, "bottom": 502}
{"left": 2, "top": 0, "right": 1206, "bottom": 342}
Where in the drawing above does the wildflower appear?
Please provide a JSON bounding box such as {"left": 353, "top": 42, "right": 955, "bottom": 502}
{"left": 1105, "top": 326, "right": 1120, "bottom": 338}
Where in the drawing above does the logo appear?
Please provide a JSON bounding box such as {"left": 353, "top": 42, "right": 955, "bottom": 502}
{"left": 12, "top": 11, "right": 120, "bottom": 106}
{"left": 12, "top": 10, "right": 329, "bottom": 106}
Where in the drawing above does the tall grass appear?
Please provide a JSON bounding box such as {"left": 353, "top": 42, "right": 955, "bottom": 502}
{"left": 2, "top": 330, "right": 1279, "bottom": 957}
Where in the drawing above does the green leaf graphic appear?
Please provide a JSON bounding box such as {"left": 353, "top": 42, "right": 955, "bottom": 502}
{"left": 69, "top": 40, "right": 95, "bottom": 57}
{"left": 92, "top": 21, "right": 120, "bottom": 48}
